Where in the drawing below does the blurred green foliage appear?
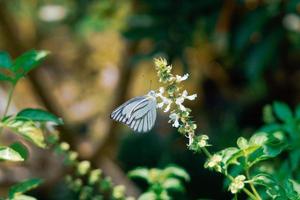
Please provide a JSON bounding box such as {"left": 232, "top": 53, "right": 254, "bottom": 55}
{"left": 129, "top": 165, "right": 190, "bottom": 200}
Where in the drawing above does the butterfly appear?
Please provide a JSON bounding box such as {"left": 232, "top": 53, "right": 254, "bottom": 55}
{"left": 110, "top": 90, "right": 157, "bottom": 133}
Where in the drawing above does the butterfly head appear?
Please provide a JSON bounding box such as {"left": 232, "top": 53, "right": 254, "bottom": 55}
{"left": 147, "top": 90, "right": 156, "bottom": 97}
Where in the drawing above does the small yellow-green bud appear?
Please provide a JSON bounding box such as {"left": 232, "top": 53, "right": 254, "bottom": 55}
{"left": 77, "top": 160, "right": 91, "bottom": 175}
{"left": 154, "top": 57, "right": 168, "bottom": 68}
{"left": 60, "top": 142, "right": 70, "bottom": 151}
{"left": 68, "top": 151, "right": 78, "bottom": 162}
{"left": 113, "top": 185, "right": 125, "bottom": 199}
{"left": 89, "top": 169, "right": 102, "bottom": 185}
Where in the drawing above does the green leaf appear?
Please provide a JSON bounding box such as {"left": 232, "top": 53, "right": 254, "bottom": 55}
{"left": 9, "top": 178, "right": 43, "bottom": 199}
{"left": 252, "top": 173, "right": 287, "bottom": 199}
{"left": 0, "top": 146, "right": 24, "bottom": 161}
{"left": 4, "top": 117, "right": 46, "bottom": 148}
{"left": 128, "top": 168, "right": 149, "bottom": 182}
{"left": 12, "top": 50, "right": 49, "bottom": 77}
{"left": 0, "top": 73, "right": 13, "bottom": 82}
{"left": 273, "top": 101, "right": 293, "bottom": 123}
{"left": 162, "top": 178, "right": 184, "bottom": 192}
{"left": 289, "top": 179, "right": 300, "bottom": 194}
{"left": 248, "top": 132, "right": 286, "bottom": 167}
{"left": 11, "top": 195, "right": 37, "bottom": 200}
{"left": 18, "top": 127, "right": 46, "bottom": 148}
{"left": 17, "top": 108, "right": 63, "bottom": 125}
{"left": 138, "top": 191, "right": 157, "bottom": 200}
{"left": 219, "top": 147, "right": 240, "bottom": 167}
{"left": 227, "top": 146, "right": 259, "bottom": 164}
{"left": 164, "top": 166, "right": 190, "bottom": 181}
{"left": 249, "top": 132, "right": 269, "bottom": 146}
{"left": 10, "top": 142, "right": 28, "bottom": 161}
{"left": 263, "top": 104, "right": 276, "bottom": 124}
{"left": 295, "top": 104, "right": 300, "bottom": 120}
{"left": 0, "top": 51, "right": 12, "bottom": 68}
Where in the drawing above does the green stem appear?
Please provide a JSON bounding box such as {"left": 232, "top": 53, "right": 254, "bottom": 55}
{"left": 201, "top": 147, "right": 212, "bottom": 158}
{"left": 244, "top": 153, "right": 261, "bottom": 200}
{"left": 246, "top": 169, "right": 262, "bottom": 200}
{"left": 234, "top": 194, "right": 238, "bottom": 200}
{"left": 242, "top": 188, "right": 259, "bottom": 200}
{"left": 3, "top": 83, "right": 16, "bottom": 117}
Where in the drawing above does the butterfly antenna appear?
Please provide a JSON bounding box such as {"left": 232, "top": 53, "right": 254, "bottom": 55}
{"left": 149, "top": 80, "right": 153, "bottom": 91}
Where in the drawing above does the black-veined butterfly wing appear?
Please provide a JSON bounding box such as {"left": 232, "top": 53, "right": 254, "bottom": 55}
{"left": 110, "top": 94, "right": 157, "bottom": 133}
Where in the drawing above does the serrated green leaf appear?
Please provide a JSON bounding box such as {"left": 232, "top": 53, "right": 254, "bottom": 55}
{"left": 128, "top": 168, "right": 149, "bottom": 182}
{"left": 0, "top": 146, "right": 24, "bottom": 161}
{"left": 10, "top": 142, "right": 28, "bottom": 161}
{"left": 9, "top": 178, "right": 43, "bottom": 199}
{"left": 17, "top": 108, "right": 63, "bottom": 125}
{"left": 12, "top": 50, "right": 49, "bottom": 77}
{"left": 0, "top": 51, "right": 12, "bottom": 68}
{"left": 164, "top": 166, "right": 190, "bottom": 181}
{"left": 273, "top": 101, "right": 293, "bottom": 123}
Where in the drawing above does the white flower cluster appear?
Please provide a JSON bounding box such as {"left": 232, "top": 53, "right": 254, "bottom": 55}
{"left": 155, "top": 77, "right": 197, "bottom": 129}
{"left": 229, "top": 175, "right": 246, "bottom": 194}
{"left": 204, "top": 154, "right": 222, "bottom": 172}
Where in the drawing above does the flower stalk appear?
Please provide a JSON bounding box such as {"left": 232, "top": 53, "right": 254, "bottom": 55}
{"left": 153, "top": 58, "right": 261, "bottom": 199}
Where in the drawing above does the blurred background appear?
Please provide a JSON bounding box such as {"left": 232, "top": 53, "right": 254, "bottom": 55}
{"left": 0, "top": 0, "right": 300, "bottom": 199}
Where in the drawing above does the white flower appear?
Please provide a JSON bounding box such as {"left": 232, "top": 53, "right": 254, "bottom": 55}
{"left": 168, "top": 113, "right": 180, "bottom": 128}
{"left": 198, "top": 135, "right": 209, "bottom": 148}
{"left": 156, "top": 87, "right": 172, "bottom": 112}
{"left": 182, "top": 90, "right": 197, "bottom": 100}
{"left": 176, "top": 74, "right": 189, "bottom": 82}
{"left": 175, "top": 90, "right": 197, "bottom": 111}
{"left": 229, "top": 175, "right": 246, "bottom": 194}
{"left": 175, "top": 96, "right": 187, "bottom": 111}
{"left": 205, "top": 154, "right": 222, "bottom": 172}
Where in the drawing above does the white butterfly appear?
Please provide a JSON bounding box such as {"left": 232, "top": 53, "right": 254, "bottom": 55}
{"left": 110, "top": 90, "right": 157, "bottom": 133}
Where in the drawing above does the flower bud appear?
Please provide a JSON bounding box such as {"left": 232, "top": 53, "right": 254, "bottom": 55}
{"left": 77, "top": 161, "right": 91, "bottom": 175}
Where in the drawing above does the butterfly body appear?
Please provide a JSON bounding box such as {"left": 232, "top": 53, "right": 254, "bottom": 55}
{"left": 110, "top": 90, "right": 157, "bottom": 133}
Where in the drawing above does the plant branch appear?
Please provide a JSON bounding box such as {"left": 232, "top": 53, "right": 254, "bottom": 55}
{"left": 201, "top": 147, "right": 212, "bottom": 158}
{"left": 3, "top": 83, "right": 16, "bottom": 117}
{"left": 246, "top": 169, "right": 262, "bottom": 200}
